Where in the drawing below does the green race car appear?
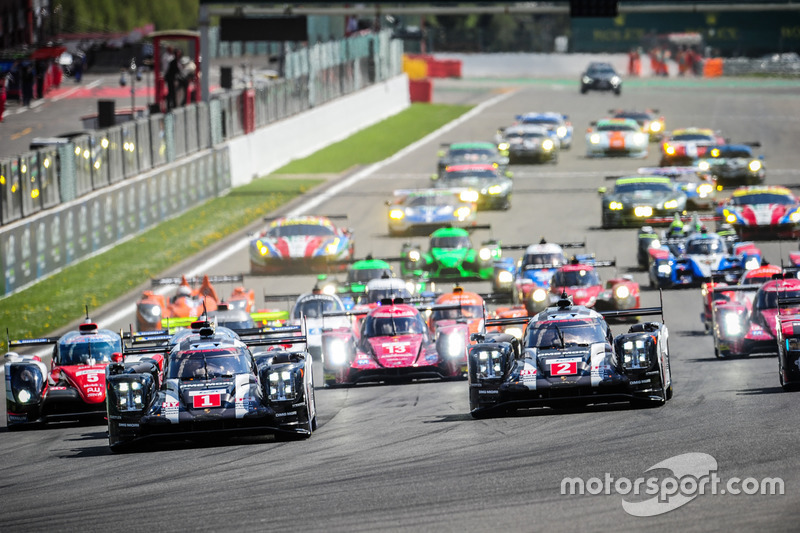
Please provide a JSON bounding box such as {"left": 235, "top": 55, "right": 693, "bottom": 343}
{"left": 400, "top": 227, "right": 511, "bottom": 281}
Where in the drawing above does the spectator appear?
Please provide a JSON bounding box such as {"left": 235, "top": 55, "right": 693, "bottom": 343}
{"left": 21, "top": 63, "right": 34, "bottom": 107}
{"left": 164, "top": 49, "right": 182, "bottom": 111}
{"left": 0, "top": 74, "right": 6, "bottom": 122}
{"left": 178, "top": 54, "right": 196, "bottom": 106}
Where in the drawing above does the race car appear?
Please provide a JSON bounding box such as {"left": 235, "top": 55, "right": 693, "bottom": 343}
{"left": 105, "top": 320, "right": 315, "bottom": 451}
{"left": 599, "top": 175, "right": 688, "bottom": 228}
{"left": 320, "top": 298, "right": 469, "bottom": 386}
{"left": 548, "top": 259, "right": 640, "bottom": 315}
{"left": 386, "top": 188, "right": 477, "bottom": 236}
{"left": 436, "top": 142, "right": 509, "bottom": 177}
{"left": 5, "top": 318, "right": 125, "bottom": 428}
{"left": 249, "top": 215, "right": 355, "bottom": 274}
{"left": 636, "top": 213, "right": 734, "bottom": 271}
{"left": 400, "top": 227, "right": 512, "bottom": 281}
{"left": 660, "top": 128, "right": 726, "bottom": 166}
{"left": 707, "top": 284, "right": 762, "bottom": 358}
{"left": 316, "top": 257, "right": 395, "bottom": 305}
{"left": 585, "top": 118, "right": 648, "bottom": 158}
{"left": 699, "top": 264, "right": 781, "bottom": 332}
{"left": 431, "top": 163, "right": 513, "bottom": 210}
{"left": 467, "top": 294, "right": 672, "bottom": 417}
{"left": 496, "top": 124, "right": 559, "bottom": 164}
{"left": 647, "top": 230, "right": 762, "bottom": 289}
{"left": 609, "top": 109, "right": 665, "bottom": 142}
{"left": 716, "top": 186, "right": 800, "bottom": 240}
{"left": 697, "top": 143, "right": 766, "bottom": 187}
{"left": 275, "top": 290, "right": 352, "bottom": 359}
{"left": 776, "top": 295, "right": 800, "bottom": 390}
{"left": 513, "top": 112, "right": 573, "bottom": 149}
{"left": 580, "top": 62, "right": 622, "bottom": 95}
{"left": 637, "top": 166, "right": 718, "bottom": 210}
{"left": 428, "top": 287, "right": 486, "bottom": 337}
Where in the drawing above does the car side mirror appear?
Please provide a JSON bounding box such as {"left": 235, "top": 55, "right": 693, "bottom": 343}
{"left": 505, "top": 171, "right": 513, "bottom": 178}
{"left": 598, "top": 187, "right": 607, "bottom": 195}
{"left": 431, "top": 173, "right": 438, "bottom": 181}
{"left": 112, "top": 352, "right": 124, "bottom": 363}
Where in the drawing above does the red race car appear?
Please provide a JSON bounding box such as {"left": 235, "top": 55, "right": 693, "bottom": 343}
{"left": 660, "top": 127, "right": 726, "bottom": 166}
{"left": 320, "top": 298, "right": 468, "bottom": 386}
{"left": 548, "top": 259, "right": 640, "bottom": 314}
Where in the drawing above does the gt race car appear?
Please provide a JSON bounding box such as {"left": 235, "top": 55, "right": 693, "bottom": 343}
{"left": 716, "top": 186, "right": 800, "bottom": 240}
{"left": 320, "top": 298, "right": 469, "bottom": 386}
{"left": 637, "top": 166, "right": 718, "bottom": 210}
{"left": 609, "top": 109, "right": 665, "bottom": 142}
{"left": 249, "top": 215, "right": 355, "bottom": 274}
{"left": 467, "top": 296, "right": 672, "bottom": 417}
{"left": 513, "top": 112, "right": 573, "bottom": 149}
{"left": 580, "top": 62, "right": 622, "bottom": 95}
{"left": 586, "top": 118, "right": 648, "bottom": 158}
{"left": 697, "top": 144, "right": 766, "bottom": 187}
{"left": 106, "top": 321, "right": 316, "bottom": 451}
{"left": 599, "top": 176, "right": 687, "bottom": 228}
{"left": 432, "top": 163, "right": 513, "bottom": 210}
{"left": 400, "top": 227, "right": 513, "bottom": 281}
{"left": 436, "top": 142, "right": 509, "bottom": 176}
{"left": 387, "top": 188, "right": 477, "bottom": 236}
{"left": 660, "top": 128, "right": 726, "bottom": 166}
{"left": 5, "top": 319, "right": 124, "bottom": 428}
{"left": 497, "top": 124, "right": 559, "bottom": 164}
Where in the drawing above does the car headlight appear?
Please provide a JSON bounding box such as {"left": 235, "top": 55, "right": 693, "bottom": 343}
{"left": 724, "top": 313, "right": 742, "bottom": 336}
{"left": 658, "top": 264, "right": 672, "bottom": 274}
{"left": 408, "top": 250, "right": 421, "bottom": 262}
{"left": 665, "top": 145, "right": 675, "bottom": 155}
{"left": 532, "top": 288, "right": 547, "bottom": 302}
{"left": 698, "top": 160, "right": 710, "bottom": 171}
{"left": 389, "top": 209, "right": 405, "bottom": 220}
{"left": 542, "top": 139, "right": 554, "bottom": 151}
{"left": 498, "top": 142, "right": 509, "bottom": 151}
{"left": 582, "top": 76, "right": 592, "bottom": 84}
{"left": 590, "top": 133, "right": 601, "bottom": 144}
{"left": 650, "top": 121, "right": 662, "bottom": 133}
{"left": 557, "top": 126, "right": 567, "bottom": 138}
{"left": 322, "top": 284, "right": 336, "bottom": 295}
{"left": 609, "top": 201, "right": 623, "bottom": 211}
{"left": 325, "top": 241, "right": 339, "bottom": 254}
{"left": 257, "top": 240, "right": 269, "bottom": 257}
{"left": 615, "top": 285, "right": 630, "bottom": 299}
{"left": 17, "top": 389, "right": 32, "bottom": 403}
{"left": 726, "top": 213, "right": 737, "bottom": 224}
{"left": 790, "top": 211, "right": 800, "bottom": 223}
{"left": 663, "top": 199, "right": 678, "bottom": 210}
{"left": 268, "top": 370, "right": 297, "bottom": 401}
{"left": 788, "top": 338, "right": 800, "bottom": 351}
{"left": 443, "top": 334, "right": 466, "bottom": 358}
{"left": 611, "top": 76, "right": 621, "bottom": 86}
{"left": 634, "top": 206, "right": 653, "bottom": 217}
{"left": 479, "top": 248, "right": 492, "bottom": 261}
{"left": 326, "top": 340, "right": 347, "bottom": 366}
{"left": 697, "top": 183, "right": 713, "bottom": 195}
{"left": 460, "top": 190, "right": 479, "bottom": 203}
{"left": 149, "top": 305, "right": 161, "bottom": 317}
{"left": 497, "top": 270, "right": 513, "bottom": 284}
{"left": 456, "top": 206, "right": 472, "bottom": 220}
{"left": 488, "top": 185, "right": 503, "bottom": 195}
{"left": 749, "top": 160, "right": 762, "bottom": 172}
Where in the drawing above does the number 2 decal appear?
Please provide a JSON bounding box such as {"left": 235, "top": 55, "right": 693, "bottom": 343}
{"left": 550, "top": 361, "right": 578, "bottom": 376}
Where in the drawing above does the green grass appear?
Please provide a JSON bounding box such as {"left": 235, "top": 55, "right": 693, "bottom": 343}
{"left": 274, "top": 103, "right": 472, "bottom": 174}
{"left": 0, "top": 102, "right": 474, "bottom": 347}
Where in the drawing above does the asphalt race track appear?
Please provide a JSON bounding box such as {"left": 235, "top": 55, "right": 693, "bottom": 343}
{"left": 3, "top": 77, "right": 800, "bottom": 531}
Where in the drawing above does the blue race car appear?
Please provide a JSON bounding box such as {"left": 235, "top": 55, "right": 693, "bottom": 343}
{"left": 647, "top": 230, "right": 762, "bottom": 289}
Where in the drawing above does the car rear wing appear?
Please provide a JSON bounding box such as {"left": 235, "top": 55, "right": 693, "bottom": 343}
{"left": 6, "top": 335, "right": 59, "bottom": 349}
{"left": 637, "top": 166, "right": 701, "bottom": 177}
{"left": 711, "top": 284, "right": 761, "bottom": 295}
{"left": 150, "top": 274, "right": 245, "bottom": 286}
{"left": 501, "top": 240, "right": 585, "bottom": 251}
{"left": 264, "top": 214, "right": 348, "bottom": 222}
{"left": 645, "top": 214, "right": 719, "bottom": 225}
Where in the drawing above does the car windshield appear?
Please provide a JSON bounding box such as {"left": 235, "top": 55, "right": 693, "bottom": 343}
{"left": 614, "top": 182, "right": 673, "bottom": 193}
{"left": 686, "top": 237, "right": 725, "bottom": 255}
{"left": 431, "top": 235, "right": 471, "bottom": 249}
{"left": 348, "top": 268, "right": 392, "bottom": 283}
{"left": 450, "top": 148, "right": 495, "bottom": 159}
{"left": 672, "top": 133, "right": 714, "bottom": 142}
{"left": 267, "top": 224, "right": 334, "bottom": 238}
{"left": 730, "top": 193, "right": 796, "bottom": 206}
{"left": 552, "top": 268, "right": 599, "bottom": 287}
{"left": 755, "top": 289, "right": 800, "bottom": 311}
{"left": 525, "top": 320, "right": 607, "bottom": 349}
{"left": 167, "top": 348, "right": 251, "bottom": 379}
{"left": 208, "top": 311, "right": 255, "bottom": 330}
{"left": 407, "top": 195, "right": 456, "bottom": 207}
{"left": 711, "top": 147, "right": 752, "bottom": 158}
{"left": 293, "top": 297, "right": 343, "bottom": 318}
{"left": 58, "top": 340, "right": 120, "bottom": 365}
{"left": 367, "top": 286, "right": 413, "bottom": 303}
{"left": 443, "top": 170, "right": 498, "bottom": 181}
{"left": 522, "top": 253, "right": 565, "bottom": 268}
{"left": 588, "top": 65, "right": 615, "bottom": 76}
{"left": 520, "top": 117, "right": 560, "bottom": 125}
{"left": 364, "top": 315, "right": 426, "bottom": 337}
{"left": 507, "top": 131, "right": 546, "bottom": 140}
{"left": 431, "top": 304, "right": 483, "bottom": 321}
{"left": 615, "top": 112, "right": 649, "bottom": 122}
{"left": 598, "top": 123, "right": 638, "bottom": 132}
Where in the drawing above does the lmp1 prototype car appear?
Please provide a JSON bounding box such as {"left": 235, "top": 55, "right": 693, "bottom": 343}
{"left": 106, "top": 321, "right": 315, "bottom": 451}
{"left": 580, "top": 62, "right": 622, "bottom": 95}
{"left": 699, "top": 264, "right": 781, "bottom": 332}
{"left": 5, "top": 319, "right": 124, "bottom": 428}
{"left": 609, "top": 109, "right": 665, "bottom": 142}
{"left": 599, "top": 176, "right": 688, "bottom": 228}
{"left": 432, "top": 163, "right": 513, "bottom": 210}
{"left": 497, "top": 124, "right": 559, "bottom": 164}
{"left": 320, "top": 298, "right": 469, "bottom": 386}
{"left": 660, "top": 128, "right": 726, "bottom": 167}
{"left": 716, "top": 186, "right": 800, "bottom": 240}
{"left": 249, "top": 215, "right": 355, "bottom": 274}
{"left": 776, "top": 295, "right": 800, "bottom": 390}
{"left": 436, "top": 142, "right": 509, "bottom": 177}
{"left": 513, "top": 112, "right": 573, "bottom": 150}
{"left": 386, "top": 188, "right": 477, "bottom": 236}
{"left": 586, "top": 118, "right": 648, "bottom": 158}
{"left": 647, "top": 231, "right": 762, "bottom": 289}
{"left": 467, "top": 295, "right": 672, "bottom": 417}
{"left": 547, "top": 260, "right": 640, "bottom": 316}
{"left": 707, "top": 284, "right": 761, "bottom": 358}
{"left": 697, "top": 144, "right": 766, "bottom": 186}
{"left": 400, "top": 227, "right": 512, "bottom": 281}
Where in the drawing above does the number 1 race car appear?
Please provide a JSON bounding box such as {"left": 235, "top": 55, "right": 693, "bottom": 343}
{"left": 5, "top": 319, "right": 124, "bottom": 428}
{"left": 106, "top": 321, "right": 315, "bottom": 451}
{"left": 586, "top": 118, "right": 648, "bottom": 158}
{"left": 467, "top": 294, "right": 672, "bottom": 417}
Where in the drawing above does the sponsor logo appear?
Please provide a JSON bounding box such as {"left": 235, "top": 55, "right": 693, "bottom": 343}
{"left": 275, "top": 411, "right": 298, "bottom": 417}
{"left": 630, "top": 379, "right": 651, "bottom": 385}
{"left": 478, "top": 389, "right": 499, "bottom": 395}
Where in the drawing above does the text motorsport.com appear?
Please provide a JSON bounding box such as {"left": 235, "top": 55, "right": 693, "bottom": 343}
{"left": 560, "top": 453, "right": 784, "bottom": 517}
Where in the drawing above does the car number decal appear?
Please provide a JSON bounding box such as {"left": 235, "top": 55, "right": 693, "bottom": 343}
{"left": 193, "top": 393, "right": 222, "bottom": 408}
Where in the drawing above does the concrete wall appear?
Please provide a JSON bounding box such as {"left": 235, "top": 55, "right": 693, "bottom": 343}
{"left": 227, "top": 74, "right": 411, "bottom": 186}
{"left": 433, "top": 53, "right": 633, "bottom": 78}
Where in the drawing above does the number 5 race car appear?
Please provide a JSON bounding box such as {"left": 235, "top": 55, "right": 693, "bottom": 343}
{"left": 467, "top": 294, "right": 672, "bottom": 417}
